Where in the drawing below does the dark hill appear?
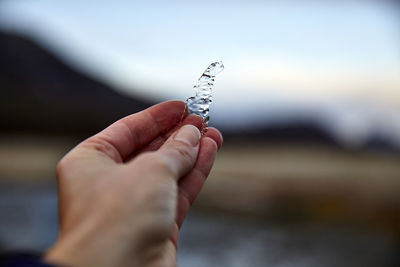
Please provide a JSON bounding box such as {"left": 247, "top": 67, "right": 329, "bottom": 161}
{"left": 0, "top": 31, "right": 153, "bottom": 136}
{"left": 221, "top": 120, "right": 340, "bottom": 147}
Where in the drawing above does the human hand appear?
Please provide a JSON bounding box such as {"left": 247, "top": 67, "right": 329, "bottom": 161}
{"left": 45, "top": 100, "right": 223, "bottom": 267}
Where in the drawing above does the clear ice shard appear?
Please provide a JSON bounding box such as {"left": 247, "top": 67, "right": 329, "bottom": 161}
{"left": 186, "top": 61, "right": 224, "bottom": 123}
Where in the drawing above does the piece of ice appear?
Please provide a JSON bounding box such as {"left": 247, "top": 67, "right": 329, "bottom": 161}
{"left": 186, "top": 61, "right": 224, "bottom": 123}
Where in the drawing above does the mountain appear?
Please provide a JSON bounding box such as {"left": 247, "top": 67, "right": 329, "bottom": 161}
{"left": 0, "top": 31, "right": 153, "bottom": 136}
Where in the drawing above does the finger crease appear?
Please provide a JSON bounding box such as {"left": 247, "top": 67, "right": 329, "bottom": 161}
{"left": 178, "top": 187, "right": 193, "bottom": 205}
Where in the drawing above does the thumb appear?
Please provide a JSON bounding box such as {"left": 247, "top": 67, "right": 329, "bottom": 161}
{"left": 132, "top": 124, "right": 201, "bottom": 180}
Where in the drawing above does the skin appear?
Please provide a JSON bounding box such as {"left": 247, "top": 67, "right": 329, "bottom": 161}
{"left": 44, "top": 100, "right": 223, "bottom": 267}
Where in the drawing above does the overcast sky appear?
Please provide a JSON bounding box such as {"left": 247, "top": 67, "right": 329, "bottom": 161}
{"left": 1, "top": 0, "right": 399, "bottom": 146}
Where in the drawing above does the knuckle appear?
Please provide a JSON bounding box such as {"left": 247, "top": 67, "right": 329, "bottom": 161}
{"left": 55, "top": 158, "right": 66, "bottom": 178}
{"left": 153, "top": 155, "right": 170, "bottom": 171}
{"left": 55, "top": 154, "right": 74, "bottom": 181}
{"left": 137, "top": 152, "right": 171, "bottom": 172}
{"left": 84, "top": 137, "right": 122, "bottom": 162}
{"left": 175, "top": 144, "right": 195, "bottom": 163}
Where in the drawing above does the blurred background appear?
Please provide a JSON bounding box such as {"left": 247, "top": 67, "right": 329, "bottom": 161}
{"left": 1, "top": 0, "right": 400, "bottom": 266}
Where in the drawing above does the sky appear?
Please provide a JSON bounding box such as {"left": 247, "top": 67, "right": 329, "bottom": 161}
{"left": 0, "top": 0, "right": 400, "bottom": 146}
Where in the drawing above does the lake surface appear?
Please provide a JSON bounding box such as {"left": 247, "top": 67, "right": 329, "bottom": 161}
{"left": 0, "top": 180, "right": 398, "bottom": 266}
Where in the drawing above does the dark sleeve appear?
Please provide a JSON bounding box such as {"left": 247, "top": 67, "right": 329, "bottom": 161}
{"left": 0, "top": 252, "right": 62, "bottom": 267}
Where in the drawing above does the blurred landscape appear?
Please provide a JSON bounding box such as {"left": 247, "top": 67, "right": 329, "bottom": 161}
{"left": 1, "top": 1, "right": 400, "bottom": 266}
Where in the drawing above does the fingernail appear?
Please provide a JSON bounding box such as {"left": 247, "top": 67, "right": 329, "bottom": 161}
{"left": 174, "top": 125, "right": 201, "bottom": 147}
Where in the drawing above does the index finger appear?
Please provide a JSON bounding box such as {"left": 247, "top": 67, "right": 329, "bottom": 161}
{"left": 80, "top": 100, "right": 188, "bottom": 162}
